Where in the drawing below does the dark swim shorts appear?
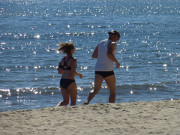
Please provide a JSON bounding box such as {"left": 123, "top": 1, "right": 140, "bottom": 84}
{"left": 95, "top": 71, "right": 114, "bottom": 78}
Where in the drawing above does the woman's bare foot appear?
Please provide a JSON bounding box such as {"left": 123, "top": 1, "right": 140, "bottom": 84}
{"left": 56, "top": 102, "right": 61, "bottom": 107}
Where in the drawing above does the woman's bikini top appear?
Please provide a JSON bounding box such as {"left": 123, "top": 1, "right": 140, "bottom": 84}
{"left": 58, "top": 56, "right": 72, "bottom": 70}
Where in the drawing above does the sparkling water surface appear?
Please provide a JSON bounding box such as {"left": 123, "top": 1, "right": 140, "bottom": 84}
{"left": 0, "top": 0, "right": 180, "bottom": 112}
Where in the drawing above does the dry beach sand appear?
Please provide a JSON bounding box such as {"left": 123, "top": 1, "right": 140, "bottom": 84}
{"left": 0, "top": 100, "right": 180, "bottom": 135}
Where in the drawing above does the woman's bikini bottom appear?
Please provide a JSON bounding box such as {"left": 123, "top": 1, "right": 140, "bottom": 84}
{"left": 60, "top": 79, "right": 75, "bottom": 89}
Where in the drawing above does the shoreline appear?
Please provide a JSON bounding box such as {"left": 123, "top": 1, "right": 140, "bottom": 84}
{"left": 1, "top": 99, "right": 180, "bottom": 135}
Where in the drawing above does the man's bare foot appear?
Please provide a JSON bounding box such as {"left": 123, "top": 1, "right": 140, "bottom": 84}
{"left": 84, "top": 101, "right": 89, "bottom": 105}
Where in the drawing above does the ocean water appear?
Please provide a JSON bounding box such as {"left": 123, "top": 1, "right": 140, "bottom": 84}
{"left": 0, "top": 0, "right": 180, "bottom": 112}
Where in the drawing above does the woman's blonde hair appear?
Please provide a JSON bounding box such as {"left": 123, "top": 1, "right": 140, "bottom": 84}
{"left": 57, "top": 42, "right": 75, "bottom": 54}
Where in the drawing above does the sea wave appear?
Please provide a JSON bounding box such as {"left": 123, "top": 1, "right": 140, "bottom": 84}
{"left": 0, "top": 80, "right": 178, "bottom": 98}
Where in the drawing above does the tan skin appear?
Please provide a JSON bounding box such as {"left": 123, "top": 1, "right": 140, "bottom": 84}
{"left": 84, "top": 34, "right": 120, "bottom": 105}
{"left": 57, "top": 48, "right": 82, "bottom": 106}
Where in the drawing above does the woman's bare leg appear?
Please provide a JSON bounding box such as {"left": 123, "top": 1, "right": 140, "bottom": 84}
{"left": 105, "top": 74, "right": 116, "bottom": 103}
{"left": 84, "top": 74, "right": 103, "bottom": 105}
{"left": 57, "top": 88, "right": 69, "bottom": 106}
{"left": 68, "top": 82, "right": 77, "bottom": 106}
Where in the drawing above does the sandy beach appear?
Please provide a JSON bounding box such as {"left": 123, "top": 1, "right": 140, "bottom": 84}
{"left": 0, "top": 100, "right": 180, "bottom": 135}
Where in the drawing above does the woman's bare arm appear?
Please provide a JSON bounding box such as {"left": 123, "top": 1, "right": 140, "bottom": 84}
{"left": 71, "top": 59, "right": 82, "bottom": 78}
{"left": 58, "top": 59, "right": 63, "bottom": 74}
